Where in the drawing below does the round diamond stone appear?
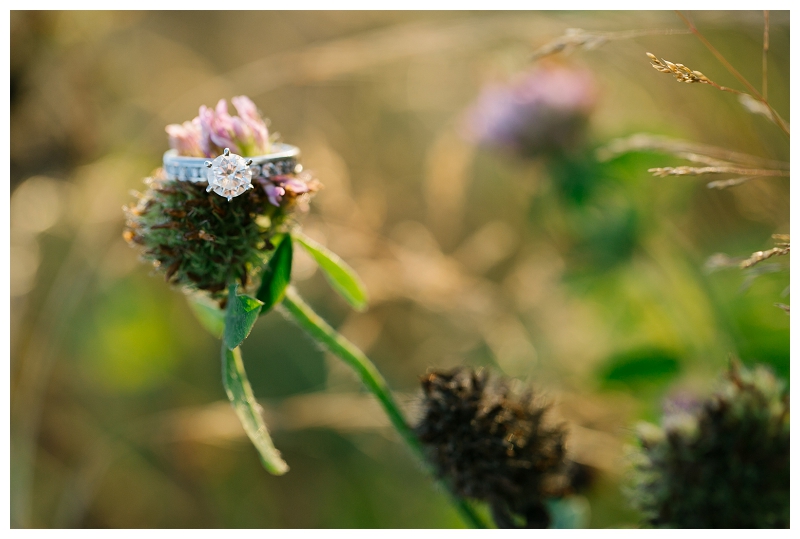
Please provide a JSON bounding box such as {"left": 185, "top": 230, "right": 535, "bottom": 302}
{"left": 206, "top": 153, "right": 253, "bottom": 201}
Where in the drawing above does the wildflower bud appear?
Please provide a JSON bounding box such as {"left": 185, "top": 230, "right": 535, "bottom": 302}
{"left": 126, "top": 101, "right": 320, "bottom": 300}
{"left": 628, "top": 362, "right": 789, "bottom": 528}
{"left": 462, "top": 64, "right": 597, "bottom": 158}
{"left": 415, "top": 367, "right": 570, "bottom": 528}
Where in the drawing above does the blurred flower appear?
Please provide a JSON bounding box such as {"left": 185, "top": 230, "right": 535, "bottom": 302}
{"left": 462, "top": 64, "right": 597, "bottom": 158}
{"left": 415, "top": 367, "right": 570, "bottom": 528}
{"left": 166, "top": 96, "right": 271, "bottom": 158}
{"left": 629, "top": 362, "right": 789, "bottom": 528}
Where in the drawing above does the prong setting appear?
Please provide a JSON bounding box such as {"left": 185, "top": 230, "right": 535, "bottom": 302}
{"left": 204, "top": 161, "right": 213, "bottom": 168}
{"left": 205, "top": 149, "right": 253, "bottom": 200}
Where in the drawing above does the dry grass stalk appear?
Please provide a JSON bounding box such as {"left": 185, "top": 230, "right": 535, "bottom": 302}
{"left": 681, "top": 154, "right": 739, "bottom": 167}
{"left": 647, "top": 52, "right": 714, "bottom": 85}
{"left": 531, "top": 28, "right": 690, "bottom": 61}
{"left": 675, "top": 11, "right": 789, "bottom": 137}
{"left": 762, "top": 11, "right": 769, "bottom": 100}
{"left": 706, "top": 177, "right": 759, "bottom": 190}
{"left": 646, "top": 52, "right": 750, "bottom": 97}
{"left": 775, "top": 303, "right": 789, "bottom": 314}
{"left": 705, "top": 253, "right": 747, "bottom": 272}
{"left": 738, "top": 93, "right": 774, "bottom": 121}
{"left": 648, "top": 166, "right": 789, "bottom": 178}
{"left": 596, "top": 134, "right": 789, "bottom": 170}
{"left": 740, "top": 246, "right": 789, "bottom": 270}
{"left": 707, "top": 236, "right": 790, "bottom": 301}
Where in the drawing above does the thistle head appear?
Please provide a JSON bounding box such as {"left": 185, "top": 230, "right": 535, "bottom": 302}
{"left": 126, "top": 106, "right": 319, "bottom": 302}
{"left": 628, "top": 362, "right": 789, "bottom": 528}
{"left": 415, "top": 367, "right": 570, "bottom": 528}
{"left": 462, "top": 64, "right": 597, "bottom": 158}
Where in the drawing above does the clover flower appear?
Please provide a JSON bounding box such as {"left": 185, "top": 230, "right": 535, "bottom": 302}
{"left": 415, "top": 367, "right": 570, "bottom": 528}
{"left": 629, "top": 362, "right": 789, "bottom": 528}
{"left": 165, "top": 95, "right": 271, "bottom": 158}
{"left": 463, "top": 64, "right": 597, "bottom": 158}
{"left": 125, "top": 101, "right": 319, "bottom": 301}
{"left": 165, "top": 118, "right": 204, "bottom": 157}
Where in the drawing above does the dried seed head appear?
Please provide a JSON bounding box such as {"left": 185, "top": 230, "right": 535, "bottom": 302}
{"left": 415, "top": 367, "right": 570, "bottom": 528}
{"left": 647, "top": 52, "right": 711, "bottom": 84}
{"left": 628, "top": 362, "right": 789, "bottom": 528}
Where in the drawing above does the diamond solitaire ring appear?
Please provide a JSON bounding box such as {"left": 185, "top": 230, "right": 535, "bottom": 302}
{"left": 204, "top": 148, "right": 254, "bottom": 201}
{"left": 162, "top": 143, "right": 300, "bottom": 201}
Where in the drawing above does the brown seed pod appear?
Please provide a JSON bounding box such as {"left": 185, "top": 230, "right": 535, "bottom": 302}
{"left": 415, "top": 367, "right": 570, "bottom": 528}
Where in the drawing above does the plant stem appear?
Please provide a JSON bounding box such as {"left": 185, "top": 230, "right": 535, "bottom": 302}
{"left": 280, "top": 286, "right": 487, "bottom": 529}
{"left": 675, "top": 10, "right": 789, "bottom": 137}
{"left": 762, "top": 10, "right": 769, "bottom": 100}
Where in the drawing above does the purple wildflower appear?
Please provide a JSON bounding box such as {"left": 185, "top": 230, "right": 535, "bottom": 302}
{"left": 165, "top": 118, "right": 204, "bottom": 157}
{"left": 277, "top": 176, "right": 310, "bottom": 196}
{"left": 259, "top": 173, "right": 319, "bottom": 208}
{"left": 167, "top": 96, "right": 271, "bottom": 158}
{"left": 264, "top": 183, "right": 286, "bottom": 207}
{"left": 232, "top": 95, "right": 270, "bottom": 153}
{"left": 462, "top": 64, "right": 597, "bottom": 157}
{"left": 198, "top": 99, "right": 239, "bottom": 156}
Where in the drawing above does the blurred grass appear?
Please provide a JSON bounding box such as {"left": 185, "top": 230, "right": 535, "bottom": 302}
{"left": 10, "top": 10, "right": 788, "bottom": 528}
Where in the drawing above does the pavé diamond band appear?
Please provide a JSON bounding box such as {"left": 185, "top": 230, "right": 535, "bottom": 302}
{"left": 162, "top": 143, "right": 301, "bottom": 201}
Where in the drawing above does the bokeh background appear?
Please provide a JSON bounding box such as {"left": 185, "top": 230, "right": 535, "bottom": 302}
{"left": 10, "top": 11, "right": 789, "bottom": 528}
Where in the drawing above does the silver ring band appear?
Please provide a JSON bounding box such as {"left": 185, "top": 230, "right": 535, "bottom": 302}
{"left": 163, "top": 143, "right": 300, "bottom": 183}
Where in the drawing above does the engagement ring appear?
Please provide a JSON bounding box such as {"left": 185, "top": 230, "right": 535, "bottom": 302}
{"left": 163, "top": 143, "right": 300, "bottom": 201}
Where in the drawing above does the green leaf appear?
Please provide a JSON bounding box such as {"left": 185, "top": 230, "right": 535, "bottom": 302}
{"left": 222, "top": 344, "right": 289, "bottom": 475}
{"left": 257, "top": 234, "right": 293, "bottom": 315}
{"left": 293, "top": 231, "right": 368, "bottom": 311}
{"left": 224, "top": 285, "right": 264, "bottom": 350}
{"left": 187, "top": 293, "right": 225, "bottom": 339}
{"left": 598, "top": 347, "right": 681, "bottom": 389}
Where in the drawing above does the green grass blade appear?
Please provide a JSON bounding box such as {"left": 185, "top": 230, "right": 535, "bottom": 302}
{"left": 293, "top": 231, "right": 368, "bottom": 311}
{"left": 257, "top": 234, "right": 293, "bottom": 315}
{"left": 221, "top": 344, "right": 289, "bottom": 475}
{"left": 224, "top": 285, "right": 264, "bottom": 350}
{"left": 187, "top": 293, "right": 225, "bottom": 339}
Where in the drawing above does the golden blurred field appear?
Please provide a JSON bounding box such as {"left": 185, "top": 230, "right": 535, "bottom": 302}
{"left": 10, "top": 11, "right": 789, "bottom": 528}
